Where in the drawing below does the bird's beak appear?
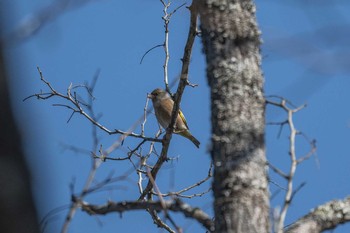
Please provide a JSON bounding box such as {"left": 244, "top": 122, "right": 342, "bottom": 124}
{"left": 147, "top": 93, "right": 154, "bottom": 99}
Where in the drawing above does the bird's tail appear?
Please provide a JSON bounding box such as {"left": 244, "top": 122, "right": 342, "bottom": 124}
{"left": 178, "top": 130, "right": 200, "bottom": 148}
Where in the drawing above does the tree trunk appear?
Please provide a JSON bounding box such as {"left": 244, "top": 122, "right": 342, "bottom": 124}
{"left": 0, "top": 13, "right": 40, "bottom": 232}
{"left": 0, "top": 54, "right": 40, "bottom": 233}
{"left": 197, "top": 1, "right": 269, "bottom": 232}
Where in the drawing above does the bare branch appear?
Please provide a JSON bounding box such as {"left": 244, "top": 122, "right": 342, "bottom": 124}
{"left": 139, "top": 44, "right": 164, "bottom": 64}
{"left": 60, "top": 70, "right": 103, "bottom": 233}
{"left": 24, "top": 67, "right": 162, "bottom": 144}
{"left": 57, "top": 69, "right": 147, "bottom": 233}
{"left": 141, "top": 95, "right": 150, "bottom": 137}
{"left": 297, "top": 137, "right": 317, "bottom": 164}
{"left": 153, "top": 163, "right": 212, "bottom": 198}
{"left": 266, "top": 97, "right": 317, "bottom": 233}
{"left": 138, "top": 0, "right": 199, "bottom": 201}
{"left": 39, "top": 204, "right": 70, "bottom": 231}
{"left": 161, "top": 0, "right": 171, "bottom": 93}
{"left": 267, "top": 120, "right": 288, "bottom": 139}
{"left": 146, "top": 168, "right": 181, "bottom": 233}
{"left": 290, "top": 182, "right": 306, "bottom": 203}
{"left": 4, "top": 0, "right": 98, "bottom": 45}
{"left": 148, "top": 209, "right": 176, "bottom": 233}
{"left": 268, "top": 162, "right": 288, "bottom": 179}
{"left": 30, "top": 2, "right": 204, "bottom": 232}
{"left": 81, "top": 199, "right": 214, "bottom": 231}
{"left": 285, "top": 196, "right": 350, "bottom": 233}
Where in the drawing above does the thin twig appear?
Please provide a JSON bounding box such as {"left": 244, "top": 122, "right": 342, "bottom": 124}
{"left": 24, "top": 67, "right": 162, "bottom": 144}
{"left": 268, "top": 162, "right": 288, "bottom": 179}
{"left": 60, "top": 70, "right": 103, "bottom": 233}
{"left": 146, "top": 168, "right": 181, "bottom": 232}
{"left": 138, "top": 1, "right": 199, "bottom": 201}
{"left": 140, "top": 44, "right": 164, "bottom": 64}
{"left": 5, "top": 0, "right": 97, "bottom": 45}
{"left": 153, "top": 163, "right": 212, "bottom": 198}
{"left": 266, "top": 97, "right": 317, "bottom": 233}
{"left": 141, "top": 95, "right": 150, "bottom": 137}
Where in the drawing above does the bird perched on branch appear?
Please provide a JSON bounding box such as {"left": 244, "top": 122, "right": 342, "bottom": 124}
{"left": 148, "top": 88, "right": 200, "bottom": 148}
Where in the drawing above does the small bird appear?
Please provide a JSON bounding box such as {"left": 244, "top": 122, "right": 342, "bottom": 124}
{"left": 148, "top": 88, "right": 200, "bottom": 148}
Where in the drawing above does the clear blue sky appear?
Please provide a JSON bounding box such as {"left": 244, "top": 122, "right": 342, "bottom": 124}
{"left": 3, "top": 0, "right": 350, "bottom": 232}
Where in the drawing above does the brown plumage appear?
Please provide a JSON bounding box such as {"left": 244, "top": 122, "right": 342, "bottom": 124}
{"left": 148, "top": 88, "right": 200, "bottom": 148}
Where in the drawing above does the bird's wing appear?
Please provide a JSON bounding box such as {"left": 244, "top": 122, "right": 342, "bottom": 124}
{"left": 178, "top": 109, "right": 189, "bottom": 129}
{"left": 162, "top": 98, "right": 189, "bottom": 130}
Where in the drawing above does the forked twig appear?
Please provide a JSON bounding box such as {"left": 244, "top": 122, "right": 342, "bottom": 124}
{"left": 266, "top": 96, "right": 317, "bottom": 233}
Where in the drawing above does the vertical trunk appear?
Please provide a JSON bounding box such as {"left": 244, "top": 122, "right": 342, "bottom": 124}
{"left": 0, "top": 7, "right": 39, "bottom": 232}
{"left": 0, "top": 50, "right": 40, "bottom": 233}
{"left": 197, "top": 1, "right": 269, "bottom": 232}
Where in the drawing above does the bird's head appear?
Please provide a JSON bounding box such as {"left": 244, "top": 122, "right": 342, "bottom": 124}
{"left": 147, "top": 88, "right": 169, "bottom": 101}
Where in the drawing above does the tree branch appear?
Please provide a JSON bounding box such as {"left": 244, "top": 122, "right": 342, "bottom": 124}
{"left": 285, "top": 196, "right": 350, "bottom": 233}
{"left": 266, "top": 96, "right": 317, "bottom": 233}
{"left": 5, "top": 0, "right": 97, "bottom": 45}
{"left": 24, "top": 67, "right": 162, "bottom": 144}
{"left": 138, "top": 0, "right": 198, "bottom": 201}
{"left": 81, "top": 199, "right": 214, "bottom": 231}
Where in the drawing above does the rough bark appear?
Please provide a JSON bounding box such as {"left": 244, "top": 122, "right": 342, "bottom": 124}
{"left": 197, "top": 1, "right": 269, "bottom": 232}
{"left": 81, "top": 199, "right": 214, "bottom": 231}
{"left": 286, "top": 196, "right": 350, "bottom": 233}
